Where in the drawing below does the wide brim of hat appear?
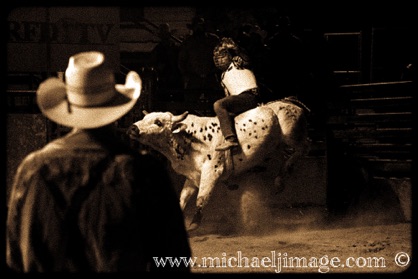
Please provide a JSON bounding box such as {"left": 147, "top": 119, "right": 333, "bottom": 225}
{"left": 37, "top": 73, "right": 141, "bottom": 129}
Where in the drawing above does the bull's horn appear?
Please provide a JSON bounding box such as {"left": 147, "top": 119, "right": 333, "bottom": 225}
{"left": 142, "top": 110, "right": 149, "bottom": 115}
{"left": 172, "top": 111, "right": 189, "bottom": 123}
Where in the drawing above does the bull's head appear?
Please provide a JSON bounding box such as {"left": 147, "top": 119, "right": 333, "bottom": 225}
{"left": 128, "top": 111, "right": 189, "bottom": 146}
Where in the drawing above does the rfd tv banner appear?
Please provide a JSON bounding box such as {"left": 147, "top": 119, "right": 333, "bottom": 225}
{"left": 7, "top": 7, "right": 120, "bottom": 73}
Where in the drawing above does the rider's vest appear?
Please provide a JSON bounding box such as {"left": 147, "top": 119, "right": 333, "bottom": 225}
{"left": 221, "top": 62, "right": 258, "bottom": 96}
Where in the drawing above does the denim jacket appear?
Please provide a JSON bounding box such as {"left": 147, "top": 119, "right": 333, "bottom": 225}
{"left": 6, "top": 127, "right": 191, "bottom": 272}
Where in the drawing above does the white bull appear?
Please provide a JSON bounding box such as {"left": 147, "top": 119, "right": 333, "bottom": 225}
{"left": 128, "top": 99, "right": 310, "bottom": 230}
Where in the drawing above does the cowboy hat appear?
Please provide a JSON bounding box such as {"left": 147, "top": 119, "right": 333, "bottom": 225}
{"left": 37, "top": 51, "right": 141, "bottom": 129}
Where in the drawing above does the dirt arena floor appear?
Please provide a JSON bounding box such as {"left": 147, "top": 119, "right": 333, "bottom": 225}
{"left": 182, "top": 182, "right": 413, "bottom": 275}
{"left": 186, "top": 210, "right": 412, "bottom": 274}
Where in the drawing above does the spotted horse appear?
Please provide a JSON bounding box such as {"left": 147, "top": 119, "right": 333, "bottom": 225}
{"left": 128, "top": 98, "right": 310, "bottom": 230}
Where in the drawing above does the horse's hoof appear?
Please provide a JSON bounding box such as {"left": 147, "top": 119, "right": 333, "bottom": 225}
{"left": 188, "top": 210, "right": 202, "bottom": 231}
{"left": 188, "top": 222, "right": 200, "bottom": 231}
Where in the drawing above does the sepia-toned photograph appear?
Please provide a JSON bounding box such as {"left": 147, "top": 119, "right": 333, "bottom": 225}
{"left": 3, "top": 4, "right": 415, "bottom": 275}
